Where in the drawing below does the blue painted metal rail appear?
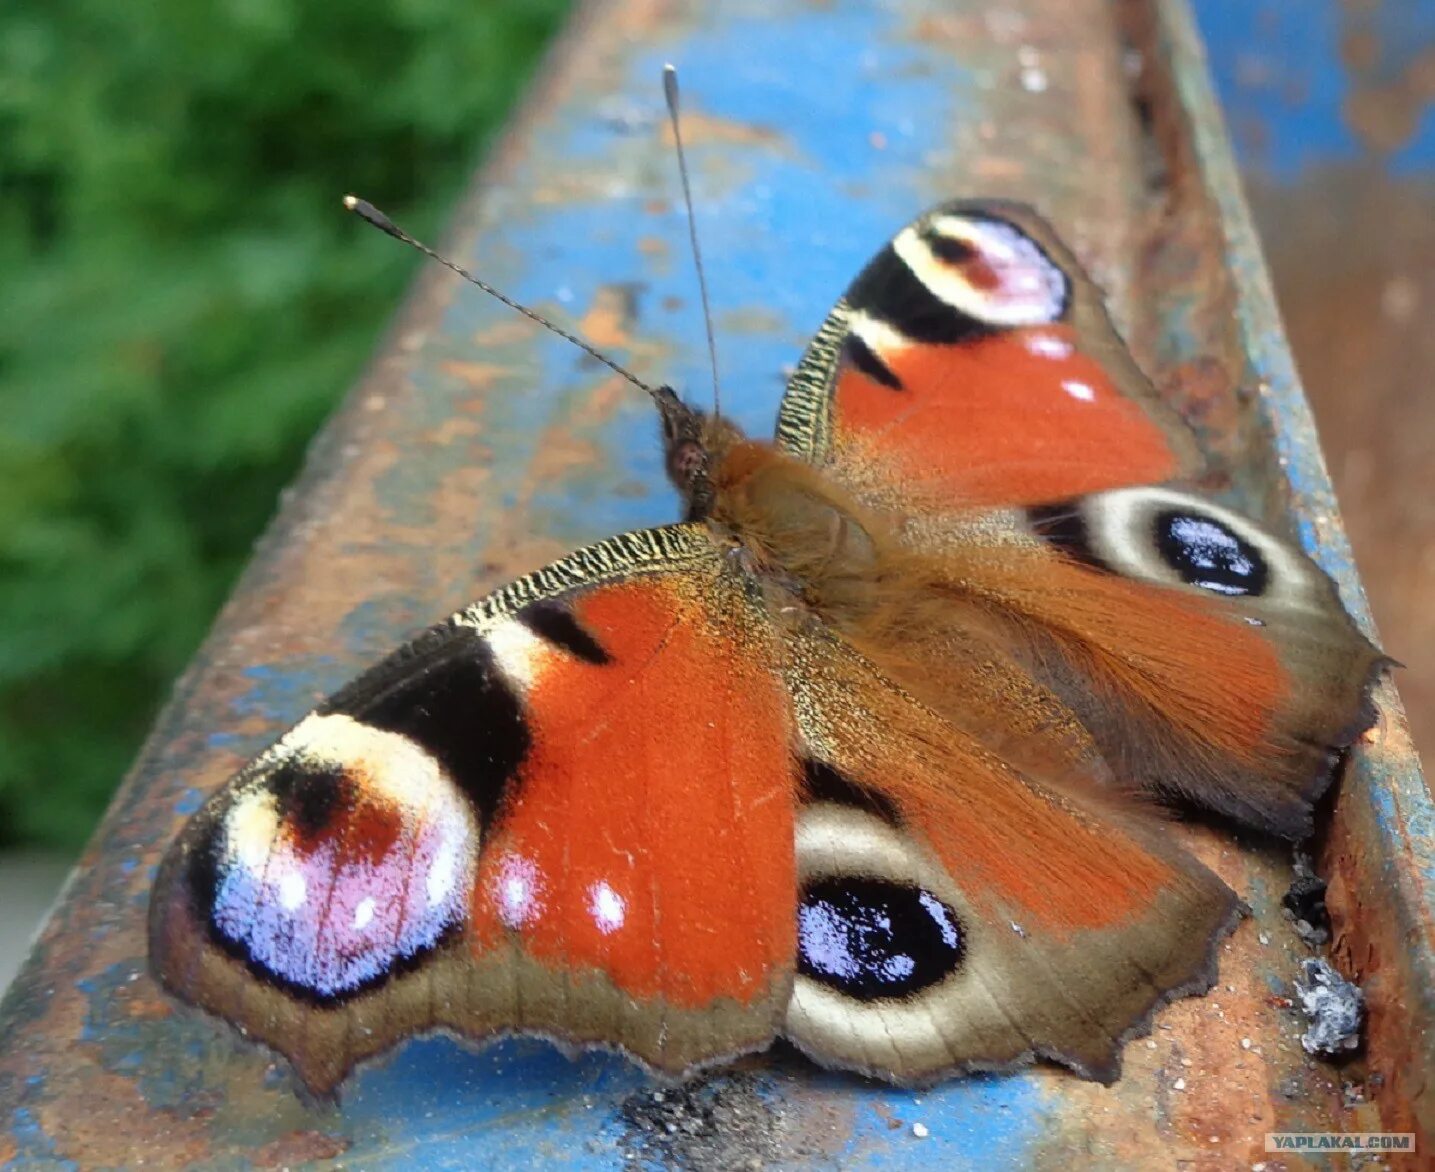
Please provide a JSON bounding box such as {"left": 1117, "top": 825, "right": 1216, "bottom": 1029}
{"left": 2, "top": 0, "right": 1430, "bottom": 1166}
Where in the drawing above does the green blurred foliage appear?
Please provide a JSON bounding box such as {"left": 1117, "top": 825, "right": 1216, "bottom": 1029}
{"left": 0, "top": 0, "right": 568, "bottom": 848}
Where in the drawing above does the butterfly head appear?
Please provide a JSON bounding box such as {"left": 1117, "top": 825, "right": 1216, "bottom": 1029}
{"left": 657, "top": 385, "right": 748, "bottom": 522}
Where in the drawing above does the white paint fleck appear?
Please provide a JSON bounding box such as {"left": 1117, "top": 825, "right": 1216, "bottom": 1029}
{"left": 1020, "top": 66, "right": 1049, "bottom": 93}
{"left": 896, "top": 218, "right": 1066, "bottom": 327}
{"left": 1173, "top": 1077, "right": 1187, "bottom": 1091}
{"left": 912, "top": 1123, "right": 929, "bottom": 1139}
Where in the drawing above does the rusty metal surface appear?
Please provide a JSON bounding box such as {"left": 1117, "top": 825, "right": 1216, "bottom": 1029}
{"left": 1, "top": 0, "right": 1427, "bottom": 1167}
{"left": 1188, "top": 7, "right": 1435, "bottom": 1137}
{"left": 1150, "top": 1, "right": 1435, "bottom": 1150}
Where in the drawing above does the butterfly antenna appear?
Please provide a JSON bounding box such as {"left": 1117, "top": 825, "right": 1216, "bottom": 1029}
{"left": 662, "top": 65, "right": 722, "bottom": 419}
{"left": 342, "top": 194, "right": 658, "bottom": 401}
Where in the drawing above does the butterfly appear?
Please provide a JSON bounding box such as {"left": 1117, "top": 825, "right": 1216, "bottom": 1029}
{"left": 149, "top": 197, "right": 1386, "bottom": 1097}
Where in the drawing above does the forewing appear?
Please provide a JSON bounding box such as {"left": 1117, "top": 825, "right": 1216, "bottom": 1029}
{"left": 149, "top": 525, "right": 799, "bottom": 1093}
{"left": 776, "top": 199, "right": 1202, "bottom": 510}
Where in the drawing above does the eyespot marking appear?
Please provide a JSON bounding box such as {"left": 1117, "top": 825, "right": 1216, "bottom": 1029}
{"left": 923, "top": 232, "right": 977, "bottom": 267}
{"left": 798, "top": 876, "right": 964, "bottom": 1002}
{"left": 1156, "top": 510, "right": 1269, "bottom": 597}
{"left": 269, "top": 754, "right": 355, "bottom": 843}
{"left": 1028, "top": 489, "right": 1304, "bottom": 605}
{"left": 196, "top": 715, "right": 478, "bottom": 1001}
{"left": 893, "top": 214, "right": 1070, "bottom": 328}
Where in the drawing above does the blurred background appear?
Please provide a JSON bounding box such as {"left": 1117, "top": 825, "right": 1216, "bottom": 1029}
{"left": 0, "top": 0, "right": 1430, "bottom": 986}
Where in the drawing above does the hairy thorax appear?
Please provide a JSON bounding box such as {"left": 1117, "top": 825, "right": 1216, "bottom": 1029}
{"left": 704, "top": 437, "right": 898, "bottom": 624}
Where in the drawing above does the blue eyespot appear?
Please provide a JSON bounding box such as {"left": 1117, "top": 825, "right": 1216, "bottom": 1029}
{"left": 1155, "top": 510, "right": 1268, "bottom": 596}
{"left": 798, "top": 877, "right": 963, "bottom": 1001}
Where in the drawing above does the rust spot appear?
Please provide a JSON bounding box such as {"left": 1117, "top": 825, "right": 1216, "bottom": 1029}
{"left": 253, "top": 1129, "right": 350, "bottom": 1167}
{"left": 1324, "top": 705, "right": 1434, "bottom": 1147}
{"left": 473, "top": 318, "right": 538, "bottom": 347}
{"left": 871, "top": 1101, "right": 904, "bottom": 1130}
{"left": 659, "top": 109, "right": 784, "bottom": 149}
{"left": 441, "top": 359, "right": 510, "bottom": 392}
{"left": 577, "top": 285, "right": 637, "bottom": 349}
{"left": 1343, "top": 44, "right": 1435, "bottom": 155}
{"left": 532, "top": 428, "right": 604, "bottom": 480}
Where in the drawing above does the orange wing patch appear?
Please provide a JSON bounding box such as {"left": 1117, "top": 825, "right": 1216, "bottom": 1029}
{"left": 835, "top": 324, "right": 1183, "bottom": 508}
{"left": 471, "top": 577, "right": 797, "bottom": 1009}
{"left": 892, "top": 746, "right": 1176, "bottom": 938}
{"left": 794, "top": 633, "right": 1179, "bottom": 938}
{"left": 1009, "top": 553, "right": 1292, "bottom": 761}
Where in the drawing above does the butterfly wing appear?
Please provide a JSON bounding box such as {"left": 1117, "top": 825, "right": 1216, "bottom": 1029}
{"left": 775, "top": 199, "right": 1385, "bottom": 838}
{"left": 781, "top": 622, "right": 1239, "bottom": 1083}
{"left": 149, "top": 525, "right": 799, "bottom": 1094}
{"left": 777, "top": 198, "right": 1203, "bottom": 510}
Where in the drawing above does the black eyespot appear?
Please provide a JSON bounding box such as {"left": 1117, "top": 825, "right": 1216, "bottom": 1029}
{"left": 798, "top": 877, "right": 963, "bottom": 1001}
{"left": 1155, "top": 510, "right": 1269, "bottom": 596}
{"left": 186, "top": 758, "right": 357, "bottom": 923}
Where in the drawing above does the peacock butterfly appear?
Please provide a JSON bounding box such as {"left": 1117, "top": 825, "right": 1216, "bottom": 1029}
{"left": 148, "top": 98, "right": 1386, "bottom": 1095}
